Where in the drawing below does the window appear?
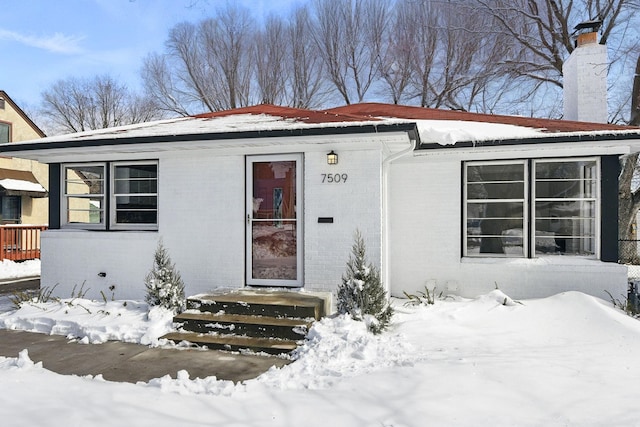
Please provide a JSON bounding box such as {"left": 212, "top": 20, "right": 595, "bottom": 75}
{"left": 464, "top": 158, "right": 599, "bottom": 258}
{"left": 63, "top": 164, "right": 106, "bottom": 229}
{"left": 62, "top": 162, "right": 158, "bottom": 230}
{"left": 533, "top": 159, "right": 597, "bottom": 256}
{"left": 0, "top": 196, "right": 21, "bottom": 224}
{"left": 0, "top": 123, "right": 10, "bottom": 143}
{"left": 111, "top": 162, "right": 158, "bottom": 230}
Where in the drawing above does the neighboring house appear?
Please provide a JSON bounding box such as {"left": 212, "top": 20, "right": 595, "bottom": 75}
{"left": 0, "top": 90, "right": 48, "bottom": 225}
{"left": 1, "top": 102, "right": 639, "bottom": 304}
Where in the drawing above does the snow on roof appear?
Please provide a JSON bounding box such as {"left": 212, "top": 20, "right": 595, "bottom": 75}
{"left": 0, "top": 178, "right": 46, "bottom": 193}
{"left": 414, "top": 120, "right": 545, "bottom": 145}
{"left": 5, "top": 103, "right": 640, "bottom": 149}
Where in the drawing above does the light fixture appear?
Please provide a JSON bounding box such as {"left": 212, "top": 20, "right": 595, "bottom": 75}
{"left": 327, "top": 150, "right": 338, "bottom": 165}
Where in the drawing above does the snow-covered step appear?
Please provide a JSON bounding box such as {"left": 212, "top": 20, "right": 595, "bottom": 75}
{"left": 187, "top": 290, "right": 325, "bottom": 320}
{"left": 173, "top": 311, "right": 312, "bottom": 341}
{"left": 161, "top": 331, "right": 299, "bottom": 355}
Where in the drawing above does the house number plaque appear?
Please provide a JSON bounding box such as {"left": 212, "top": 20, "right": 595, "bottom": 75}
{"left": 321, "top": 173, "right": 348, "bottom": 183}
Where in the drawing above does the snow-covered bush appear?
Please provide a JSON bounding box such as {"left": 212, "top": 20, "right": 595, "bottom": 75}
{"left": 337, "top": 230, "right": 393, "bottom": 334}
{"left": 144, "top": 239, "right": 186, "bottom": 314}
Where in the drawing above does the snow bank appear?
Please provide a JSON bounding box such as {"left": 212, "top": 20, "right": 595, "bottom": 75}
{"left": 1, "top": 290, "right": 640, "bottom": 426}
{"left": 0, "top": 259, "right": 40, "bottom": 280}
{"left": 0, "top": 299, "right": 174, "bottom": 345}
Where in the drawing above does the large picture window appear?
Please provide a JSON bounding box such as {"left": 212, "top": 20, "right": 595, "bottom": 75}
{"left": 464, "top": 158, "right": 599, "bottom": 258}
{"left": 62, "top": 161, "right": 158, "bottom": 230}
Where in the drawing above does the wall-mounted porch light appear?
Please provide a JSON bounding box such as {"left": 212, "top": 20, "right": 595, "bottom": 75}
{"left": 327, "top": 150, "right": 338, "bottom": 165}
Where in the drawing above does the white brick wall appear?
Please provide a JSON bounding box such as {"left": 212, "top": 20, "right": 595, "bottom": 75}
{"left": 41, "top": 230, "right": 158, "bottom": 300}
{"left": 41, "top": 133, "right": 626, "bottom": 304}
{"left": 387, "top": 152, "right": 627, "bottom": 301}
{"left": 41, "top": 142, "right": 386, "bottom": 301}
{"left": 303, "top": 149, "right": 383, "bottom": 295}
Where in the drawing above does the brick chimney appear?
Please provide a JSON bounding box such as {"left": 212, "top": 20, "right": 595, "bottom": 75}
{"left": 563, "top": 20, "right": 608, "bottom": 123}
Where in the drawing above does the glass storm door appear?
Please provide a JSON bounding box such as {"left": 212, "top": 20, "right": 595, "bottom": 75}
{"left": 246, "top": 154, "right": 303, "bottom": 286}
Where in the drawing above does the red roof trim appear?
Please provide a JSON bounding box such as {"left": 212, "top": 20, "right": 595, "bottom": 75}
{"left": 193, "top": 104, "right": 379, "bottom": 124}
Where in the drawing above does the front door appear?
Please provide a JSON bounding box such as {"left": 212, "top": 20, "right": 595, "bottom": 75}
{"left": 246, "top": 154, "right": 303, "bottom": 286}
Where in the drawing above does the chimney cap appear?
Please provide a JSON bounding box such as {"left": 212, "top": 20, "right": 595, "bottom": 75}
{"left": 574, "top": 19, "right": 602, "bottom": 32}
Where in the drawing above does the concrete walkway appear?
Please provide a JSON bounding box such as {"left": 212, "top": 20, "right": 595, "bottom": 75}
{"left": 0, "top": 329, "right": 290, "bottom": 383}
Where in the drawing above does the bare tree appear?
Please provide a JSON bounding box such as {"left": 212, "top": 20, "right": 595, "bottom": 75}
{"left": 474, "top": 0, "right": 640, "bottom": 118}
{"left": 201, "top": 5, "right": 255, "bottom": 109}
{"left": 288, "top": 6, "right": 327, "bottom": 108}
{"left": 400, "top": 1, "right": 509, "bottom": 112}
{"left": 405, "top": 1, "right": 438, "bottom": 108}
{"left": 142, "top": 4, "right": 255, "bottom": 114}
{"left": 375, "top": 1, "right": 413, "bottom": 104}
{"left": 40, "top": 75, "right": 162, "bottom": 134}
{"left": 141, "top": 52, "right": 192, "bottom": 116}
{"left": 312, "top": 0, "right": 389, "bottom": 104}
{"left": 255, "top": 16, "right": 288, "bottom": 105}
{"left": 631, "top": 55, "right": 640, "bottom": 126}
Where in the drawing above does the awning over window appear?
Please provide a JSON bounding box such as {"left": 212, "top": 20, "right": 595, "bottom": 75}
{"left": 0, "top": 168, "right": 47, "bottom": 198}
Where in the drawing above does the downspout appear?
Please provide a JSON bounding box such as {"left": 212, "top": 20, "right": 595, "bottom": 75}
{"left": 381, "top": 127, "right": 419, "bottom": 295}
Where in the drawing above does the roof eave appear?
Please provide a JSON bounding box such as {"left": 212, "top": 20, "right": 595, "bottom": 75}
{"left": 417, "top": 132, "right": 640, "bottom": 150}
{"left": 0, "top": 122, "right": 418, "bottom": 155}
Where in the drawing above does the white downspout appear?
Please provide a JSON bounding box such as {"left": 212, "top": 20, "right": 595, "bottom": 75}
{"left": 381, "top": 130, "right": 418, "bottom": 295}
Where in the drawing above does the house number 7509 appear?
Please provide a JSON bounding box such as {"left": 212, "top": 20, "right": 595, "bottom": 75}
{"left": 321, "top": 173, "right": 348, "bottom": 183}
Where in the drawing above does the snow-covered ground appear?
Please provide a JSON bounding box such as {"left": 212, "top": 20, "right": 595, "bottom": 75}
{"left": 1, "top": 289, "right": 639, "bottom": 426}
{"left": 0, "top": 259, "right": 40, "bottom": 281}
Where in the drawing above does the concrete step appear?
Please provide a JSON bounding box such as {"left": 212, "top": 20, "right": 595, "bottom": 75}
{"left": 174, "top": 311, "right": 313, "bottom": 340}
{"left": 187, "top": 290, "right": 325, "bottom": 320}
{"left": 161, "top": 331, "right": 299, "bottom": 355}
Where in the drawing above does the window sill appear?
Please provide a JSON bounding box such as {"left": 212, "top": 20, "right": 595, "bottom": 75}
{"left": 461, "top": 256, "right": 601, "bottom": 266}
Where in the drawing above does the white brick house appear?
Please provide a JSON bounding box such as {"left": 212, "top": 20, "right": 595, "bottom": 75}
{"left": 2, "top": 103, "right": 640, "bottom": 304}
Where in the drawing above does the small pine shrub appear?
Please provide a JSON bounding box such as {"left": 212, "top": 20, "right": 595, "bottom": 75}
{"left": 144, "top": 239, "right": 186, "bottom": 314}
{"left": 337, "top": 230, "right": 393, "bottom": 334}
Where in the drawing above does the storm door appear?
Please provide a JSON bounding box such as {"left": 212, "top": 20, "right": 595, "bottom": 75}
{"left": 246, "top": 154, "right": 303, "bottom": 286}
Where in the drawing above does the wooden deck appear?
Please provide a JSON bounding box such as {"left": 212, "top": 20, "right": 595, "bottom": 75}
{"left": 0, "top": 225, "right": 47, "bottom": 261}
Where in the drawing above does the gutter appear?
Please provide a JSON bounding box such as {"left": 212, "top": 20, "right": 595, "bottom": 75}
{"left": 381, "top": 126, "right": 420, "bottom": 294}
{"left": 417, "top": 131, "right": 640, "bottom": 150}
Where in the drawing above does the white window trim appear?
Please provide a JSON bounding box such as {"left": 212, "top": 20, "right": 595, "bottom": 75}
{"left": 109, "top": 161, "right": 159, "bottom": 231}
{"left": 61, "top": 162, "right": 107, "bottom": 230}
{"left": 463, "top": 157, "right": 600, "bottom": 259}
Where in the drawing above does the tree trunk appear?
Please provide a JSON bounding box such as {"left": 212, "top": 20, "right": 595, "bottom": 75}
{"left": 619, "top": 153, "right": 640, "bottom": 263}
{"left": 631, "top": 55, "right": 640, "bottom": 126}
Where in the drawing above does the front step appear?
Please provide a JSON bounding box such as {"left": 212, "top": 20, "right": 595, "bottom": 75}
{"left": 173, "top": 312, "right": 313, "bottom": 340}
{"left": 161, "top": 331, "right": 299, "bottom": 355}
{"left": 188, "top": 291, "right": 325, "bottom": 320}
{"left": 161, "top": 289, "right": 327, "bottom": 355}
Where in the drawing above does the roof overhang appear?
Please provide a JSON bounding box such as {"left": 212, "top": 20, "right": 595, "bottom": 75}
{"left": 0, "top": 122, "right": 419, "bottom": 163}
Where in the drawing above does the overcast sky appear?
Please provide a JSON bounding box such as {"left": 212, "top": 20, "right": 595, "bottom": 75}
{"left": 1, "top": 0, "right": 307, "bottom": 111}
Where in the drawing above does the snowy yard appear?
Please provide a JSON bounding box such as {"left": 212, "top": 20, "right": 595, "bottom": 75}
{"left": 1, "top": 287, "right": 639, "bottom": 426}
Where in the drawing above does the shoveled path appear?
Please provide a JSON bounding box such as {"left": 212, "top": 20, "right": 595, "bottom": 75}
{"left": 0, "top": 329, "right": 290, "bottom": 383}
